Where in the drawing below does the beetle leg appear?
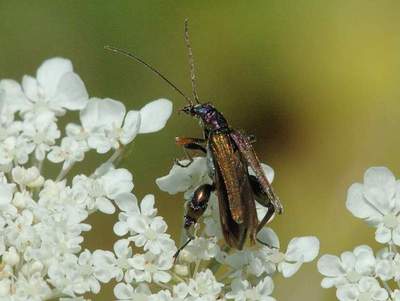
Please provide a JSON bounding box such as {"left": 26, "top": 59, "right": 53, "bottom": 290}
{"left": 249, "top": 175, "right": 278, "bottom": 248}
{"left": 175, "top": 137, "right": 206, "bottom": 167}
{"left": 173, "top": 183, "right": 215, "bottom": 261}
{"left": 247, "top": 134, "right": 256, "bottom": 144}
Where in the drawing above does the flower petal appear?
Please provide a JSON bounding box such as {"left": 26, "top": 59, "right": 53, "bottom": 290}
{"left": 279, "top": 261, "right": 303, "bottom": 278}
{"left": 156, "top": 157, "right": 209, "bottom": 195}
{"left": 80, "top": 98, "right": 125, "bottom": 131}
{"left": 285, "top": 236, "right": 320, "bottom": 262}
{"left": 256, "top": 227, "right": 280, "bottom": 249}
{"left": 364, "top": 167, "right": 396, "bottom": 190}
{"left": 96, "top": 197, "right": 115, "bottom": 214}
{"left": 346, "top": 183, "right": 381, "bottom": 222}
{"left": 140, "top": 194, "right": 156, "bottom": 216}
{"left": 120, "top": 110, "right": 141, "bottom": 144}
{"left": 375, "top": 225, "right": 391, "bottom": 244}
{"left": 336, "top": 285, "right": 358, "bottom": 301}
{"left": 317, "top": 254, "right": 345, "bottom": 277}
{"left": 54, "top": 72, "right": 88, "bottom": 110}
{"left": 102, "top": 168, "right": 133, "bottom": 198}
{"left": 21, "top": 75, "right": 39, "bottom": 101}
{"left": 115, "top": 193, "right": 139, "bottom": 213}
{"left": 0, "top": 79, "right": 29, "bottom": 111}
{"left": 36, "top": 57, "right": 73, "bottom": 97}
{"left": 138, "top": 99, "right": 172, "bottom": 133}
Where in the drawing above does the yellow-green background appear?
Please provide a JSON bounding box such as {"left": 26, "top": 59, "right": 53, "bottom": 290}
{"left": 1, "top": 1, "right": 400, "bottom": 300}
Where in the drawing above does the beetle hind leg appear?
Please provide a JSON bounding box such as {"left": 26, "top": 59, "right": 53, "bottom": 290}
{"left": 249, "top": 175, "right": 279, "bottom": 248}
{"left": 174, "top": 183, "right": 215, "bottom": 261}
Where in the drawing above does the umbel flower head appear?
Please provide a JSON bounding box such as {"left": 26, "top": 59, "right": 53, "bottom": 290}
{"left": 0, "top": 57, "right": 319, "bottom": 301}
{"left": 0, "top": 57, "right": 174, "bottom": 300}
{"left": 155, "top": 156, "right": 320, "bottom": 300}
{"left": 318, "top": 167, "right": 400, "bottom": 301}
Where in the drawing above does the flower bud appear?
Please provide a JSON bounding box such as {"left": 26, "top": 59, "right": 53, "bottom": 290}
{"left": 3, "top": 247, "right": 20, "bottom": 266}
{"left": 0, "top": 279, "right": 11, "bottom": 297}
{"left": 174, "top": 264, "right": 189, "bottom": 276}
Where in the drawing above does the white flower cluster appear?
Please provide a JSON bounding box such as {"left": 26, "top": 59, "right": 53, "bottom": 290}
{"left": 0, "top": 57, "right": 174, "bottom": 300}
{"left": 155, "top": 157, "right": 320, "bottom": 300}
{"left": 318, "top": 167, "right": 400, "bottom": 301}
{"left": 0, "top": 56, "right": 319, "bottom": 301}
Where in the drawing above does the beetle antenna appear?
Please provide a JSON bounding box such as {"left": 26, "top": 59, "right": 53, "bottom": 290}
{"left": 184, "top": 19, "right": 200, "bottom": 104}
{"left": 105, "top": 45, "right": 193, "bottom": 105}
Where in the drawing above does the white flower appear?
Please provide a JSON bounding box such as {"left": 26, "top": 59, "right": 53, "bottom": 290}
{"left": 0, "top": 278, "right": 11, "bottom": 297}
{"left": 8, "top": 57, "right": 88, "bottom": 118}
{"left": 72, "top": 167, "right": 133, "bottom": 214}
{"left": 225, "top": 248, "right": 268, "bottom": 278}
{"left": 0, "top": 79, "right": 29, "bottom": 114}
{"left": 48, "top": 136, "right": 85, "bottom": 169}
{"left": 92, "top": 249, "right": 120, "bottom": 283}
{"left": 149, "top": 290, "right": 174, "bottom": 301}
{"left": 129, "top": 215, "right": 175, "bottom": 255}
{"left": 0, "top": 135, "right": 34, "bottom": 166}
{"left": 156, "top": 156, "right": 212, "bottom": 199}
{"left": 14, "top": 273, "right": 52, "bottom": 301}
{"left": 203, "top": 194, "right": 223, "bottom": 239}
{"left": 114, "top": 194, "right": 157, "bottom": 236}
{"left": 187, "top": 269, "right": 223, "bottom": 300}
{"left": 0, "top": 55, "right": 321, "bottom": 301}
{"left": 346, "top": 167, "right": 400, "bottom": 245}
{"left": 91, "top": 239, "right": 134, "bottom": 284}
{"left": 226, "top": 277, "right": 275, "bottom": 301}
{"left": 336, "top": 277, "right": 388, "bottom": 301}
{"left": 0, "top": 175, "right": 16, "bottom": 210}
{"left": 172, "top": 282, "right": 190, "bottom": 299}
{"left": 80, "top": 98, "right": 172, "bottom": 153}
{"left": 180, "top": 237, "right": 219, "bottom": 263}
{"left": 318, "top": 245, "right": 376, "bottom": 288}
{"left": 113, "top": 193, "right": 176, "bottom": 256}
{"left": 77, "top": 250, "right": 103, "bottom": 293}
{"left": 127, "top": 252, "right": 173, "bottom": 283}
{"left": 0, "top": 56, "right": 180, "bottom": 301}
{"left": 3, "top": 246, "right": 20, "bottom": 266}
{"left": 22, "top": 112, "right": 60, "bottom": 160}
{"left": 137, "top": 98, "right": 173, "bottom": 134}
{"left": 259, "top": 229, "right": 319, "bottom": 278}
{"left": 65, "top": 123, "right": 90, "bottom": 151}
{"left": 374, "top": 248, "right": 396, "bottom": 281}
{"left": 114, "top": 283, "right": 151, "bottom": 301}
{"left": 12, "top": 166, "right": 44, "bottom": 188}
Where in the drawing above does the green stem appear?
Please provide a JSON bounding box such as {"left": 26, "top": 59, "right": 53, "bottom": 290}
{"left": 193, "top": 259, "right": 201, "bottom": 276}
{"left": 55, "top": 162, "right": 75, "bottom": 182}
{"left": 171, "top": 271, "right": 186, "bottom": 283}
{"left": 381, "top": 279, "right": 393, "bottom": 295}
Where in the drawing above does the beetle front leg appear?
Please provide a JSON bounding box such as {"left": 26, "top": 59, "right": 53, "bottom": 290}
{"left": 173, "top": 183, "right": 215, "bottom": 261}
{"left": 174, "top": 137, "right": 206, "bottom": 168}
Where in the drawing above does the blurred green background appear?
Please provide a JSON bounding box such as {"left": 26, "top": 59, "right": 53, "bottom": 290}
{"left": 1, "top": 1, "right": 400, "bottom": 300}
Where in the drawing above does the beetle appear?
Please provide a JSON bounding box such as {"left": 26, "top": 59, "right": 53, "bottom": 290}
{"left": 105, "top": 19, "right": 283, "bottom": 258}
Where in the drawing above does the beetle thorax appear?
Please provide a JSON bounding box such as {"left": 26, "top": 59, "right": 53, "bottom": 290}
{"left": 194, "top": 104, "right": 228, "bottom": 131}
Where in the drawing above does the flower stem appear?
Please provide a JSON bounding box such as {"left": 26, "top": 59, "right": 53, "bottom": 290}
{"left": 106, "top": 147, "right": 124, "bottom": 166}
{"left": 381, "top": 280, "right": 393, "bottom": 295}
{"left": 154, "top": 281, "right": 171, "bottom": 290}
{"left": 55, "top": 162, "right": 75, "bottom": 182}
{"left": 171, "top": 272, "right": 186, "bottom": 283}
{"left": 193, "top": 259, "right": 201, "bottom": 276}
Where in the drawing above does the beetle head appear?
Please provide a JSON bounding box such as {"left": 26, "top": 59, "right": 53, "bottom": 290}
{"left": 181, "top": 103, "right": 214, "bottom": 118}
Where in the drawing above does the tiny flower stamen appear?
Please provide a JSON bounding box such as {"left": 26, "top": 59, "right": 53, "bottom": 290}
{"left": 346, "top": 270, "right": 362, "bottom": 283}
